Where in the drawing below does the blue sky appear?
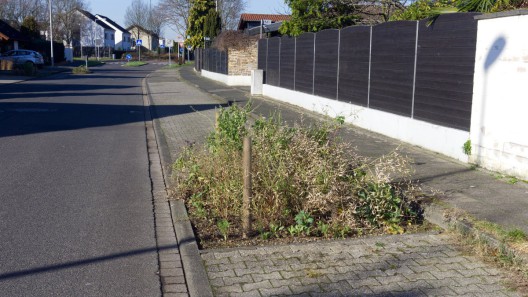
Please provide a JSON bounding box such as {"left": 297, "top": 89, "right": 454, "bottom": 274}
{"left": 88, "top": 0, "right": 288, "bottom": 40}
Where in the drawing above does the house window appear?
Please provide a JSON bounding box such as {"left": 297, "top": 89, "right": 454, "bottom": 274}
{"left": 111, "top": 34, "right": 114, "bottom": 40}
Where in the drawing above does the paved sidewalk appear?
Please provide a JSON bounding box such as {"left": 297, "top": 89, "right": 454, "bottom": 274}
{"left": 178, "top": 66, "right": 528, "bottom": 234}
{"left": 203, "top": 233, "right": 519, "bottom": 297}
{"left": 146, "top": 66, "right": 526, "bottom": 297}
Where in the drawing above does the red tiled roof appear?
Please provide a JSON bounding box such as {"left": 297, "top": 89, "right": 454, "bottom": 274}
{"left": 239, "top": 14, "right": 291, "bottom": 22}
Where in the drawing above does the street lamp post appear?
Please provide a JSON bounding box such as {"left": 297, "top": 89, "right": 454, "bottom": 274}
{"left": 49, "top": 0, "right": 54, "bottom": 67}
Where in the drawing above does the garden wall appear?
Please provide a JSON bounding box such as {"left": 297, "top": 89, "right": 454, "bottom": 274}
{"left": 470, "top": 11, "right": 528, "bottom": 180}
{"left": 258, "top": 13, "right": 480, "bottom": 161}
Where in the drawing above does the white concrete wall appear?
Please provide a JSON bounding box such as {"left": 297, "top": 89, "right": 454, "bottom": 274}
{"left": 263, "top": 84, "right": 470, "bottom": 162}
{"left": 202, "top": 70, "right": 251, "bottom": 86}
{"left": 471, "top": 13, "right": 528, "bottom": 180}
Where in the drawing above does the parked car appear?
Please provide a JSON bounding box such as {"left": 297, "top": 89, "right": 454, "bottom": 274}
{"left": 0, "top": 49, "right": 45, "bottom": 68}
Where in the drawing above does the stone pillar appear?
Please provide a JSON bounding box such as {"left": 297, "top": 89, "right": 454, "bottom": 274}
{"left": 251, "top": 69, "right": 263, "bottom": 95}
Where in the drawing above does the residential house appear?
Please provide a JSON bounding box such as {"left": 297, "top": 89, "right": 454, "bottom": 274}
{"left": 238, "top": 14, "right": 291, "bottom": 37}
{"left": 95, "top": 14, "right": 132, "bottom": 50}
{"left": 126, "top": 25, "right": 159, "bottom": 51}
{"left": 0, "top": 19, "right": 29, "bottom": 53}
{"left": 77, "top": 10, "right": 115, "bottom": 49}
{"left": 237, "top": 13, "right": 291, "bottom": 31}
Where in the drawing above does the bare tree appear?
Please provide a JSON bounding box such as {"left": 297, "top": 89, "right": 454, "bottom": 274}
{"left": 156, "top": 0, "right": 191, "bottom": 38}
{"left": 156, "top": 0, "right": 246, "bottom": 37}
{"left": 52, "top": 0, "right": 87, "bottom": 45}
{"left": 217, "top": 0, "right": 247, "bottom": 30}
{"left": 124, "top": 0, "right": 149, "bottom": 39}
{"left": 0, "top": 0, "right": 47, "bottom": 28}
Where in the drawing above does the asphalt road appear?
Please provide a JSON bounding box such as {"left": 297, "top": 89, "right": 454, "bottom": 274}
{"left": 0, "top": 64, "right": 163, "bottom": 296}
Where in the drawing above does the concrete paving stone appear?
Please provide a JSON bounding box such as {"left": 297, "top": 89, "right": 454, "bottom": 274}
{"left": 422, "top": 286, "right": 456, "bottom": 297}
{"left": 450, "top": 284, "right": 487, "bottom": 294}
{"left": 208, "top": 269, "right": 236, "bottom": 279}
{"left": 209, "top": 277, "right": 225, "bottom": 287}
{"left": 235, "top": 266, "right": 264, "bottom": 277}
{"left": 326, "top": 272, "right": 359, "bottom": 282}
{"left": 242, "top": 280, "right": 272, "bottom": 292}
{"left": 434, "top": 262, "right": 467, "bottom": 272}
{"left": 280, "top": 270, "right": 307, "bottom": 279}
{"left": 308, "top": 290, "right": 342, "bottom": 297}
{"left": 454, "top": 275, "right": 488, "bottom": 286}
{"left": 299, "top": 275, "right": 331, "bottom": 286}
{"left": 220, "top": 262, "right": 248, "bottom": 272}
{"left": 201, "top": 252, "right": 216, "bottom": 260}
{"left": 375, "top": 274, "right": 408, "bottom": 285}
{"left": 334, "top": 264, "right": 363, "bottom": 274}
{"left": 230, "top": 290, "right": 262, "bottom": 297}
{"left": 405, "top": 271, "right": 439, "bottom": 282}
{"left": 407, "top": 264, "right": 440, "bottom": 274}
{"left": 162, "top": 276, "right": 186, "bottom": 284}
{"left": 425, "top": 277, "right": 460, "bottom": 288}
{"left": 160, "top": 268, "right": 185, "bottom": 277}
{"left": 429, "top": 269, "right": 464, "bottom": 280}
{"left": 396, "top": 280, "right": 435, "bottom": 291}
{"left": 368, "top": 282, "right": 403, "bottom": 294}
{"left": 439, "top": 255, "right": 471, "bottom": 264}
{"left": 214, "top": 284, "right": 243, "bottom": 294}
{"left": 160, "top": 260, "right": 183, "bottom": 269}
{"left": 347, "top": 277, "right": 382, "bottom": 289}
{"left": 163, "top": 284, "right": 188, "bottom": 293}
{"left": 482, "top": 267, "right": 502, "bottom": 276}
{"left": 246, "top": 259, "right": 275, "bottom": 268}
{"left": 213, "top": 250, "right": 242, "bottom": 259}
{"left": 163, "top": 293, "right": 189, "bottom": 297}
{"left": 259, "top": 286, "right": 292, "bottom": 296}
{"left": 319, "top": 280, "right": 353, "bottom": 293}
{"left": 290, "top": 263, "right": 320, "bottom": 271}
{"left": 272, "top": 257, "right": 302, "bottom": 266}
{"left": 477, "top": 283, "right": 514, "bottom": 293}
{"left": 160, "top": 254, "right": 181, "bottom": 262}
{"left": 224, "top": 274, "right": 253, "bottom": 286}
{"left": 205, "top": 257, "right": 232, "bottom": 265}
{"left": 270, "top": 278, "right": 302, "bottom": 288}
{"left": 459, "top": 267, "right": 490, "bottom": 277}
{"left": 264, "top": 265, "right": 290, "bottom": 273}
{"left": 289, "top": 284, "right": 322, "bottom": 294}
{"left": 252, "top": 271, "right": 283, "bottom": 282}
{"left": 459, "top": 260, "right": 488, "bottom": 269}
{"left": 284, "top": 293, "right": 311, "bottom": 297}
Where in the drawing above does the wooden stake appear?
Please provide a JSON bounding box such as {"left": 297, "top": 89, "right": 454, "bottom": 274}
{"left": 242, "top": 136, "right": 252, "bottom": 239}
{"left": 215, "top": 111, "right": 219, "bottom": 132}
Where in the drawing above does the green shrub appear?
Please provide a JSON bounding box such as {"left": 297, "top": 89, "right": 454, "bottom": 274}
{"left": 72, "top": 65, "right": 90, "bottom": 74}
{"left": 172, "top": 103, "right": 422, "bottom": 241}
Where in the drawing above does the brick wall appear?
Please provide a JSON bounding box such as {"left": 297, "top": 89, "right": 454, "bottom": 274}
{"left": 228, "top": 41, "right": 258, "bottom": 76}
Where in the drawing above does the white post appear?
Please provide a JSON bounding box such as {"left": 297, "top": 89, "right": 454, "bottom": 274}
{"left": 49, "top": 0, "right": 54, "bottom": 67}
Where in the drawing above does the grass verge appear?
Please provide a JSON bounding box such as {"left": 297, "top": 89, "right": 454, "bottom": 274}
{"left": 123, "top": 61, "right": 148, "bottom": 67}
{"left": 72, "top": 65, "right": 91, "bottom": 74}
{"left": 171, "top": 103, "right": 426, "bottom": 248}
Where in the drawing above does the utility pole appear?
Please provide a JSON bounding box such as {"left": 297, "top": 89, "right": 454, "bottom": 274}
{"left": 49, "top": 0, "right": 54, "bottom": 67}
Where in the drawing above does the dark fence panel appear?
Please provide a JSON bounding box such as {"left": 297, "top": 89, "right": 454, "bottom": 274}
{"left": 266, "top": 37, "right": 281, "bottom": 86}
{"left": 295, "top": 33, "right": 315, "bottom": 94}
{"left": 370, "top": 21, "right": 416, "bottom": 116}
{"left": 202, "top": 48, "right": 228, "bottom": 74}
{"left": 414, "top": 13, "right": 479, "bottom": 131}
{"left": 314, "top": 29, "right": 339, "bottom": 99}
{"left": 258, "top": 39, "right": 267, "bottom": 83}
{"left": 280, "top": 36, "right": 295, "bottom": 90}
{"left": 338, "top": 26, "right": 370, "bottom": 106}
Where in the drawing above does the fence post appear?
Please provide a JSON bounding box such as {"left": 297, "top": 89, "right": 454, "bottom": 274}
{"left": 411, "top": 20, "right": 419, "bottom": 119}
{"left": 294, "top": 37, "right": 297, "bottom": 91}
{"left": 336, "top": 29, "right": 341, "bottom": 100}
{"left": 367, "top": 26, "right": 373, "bottom": 108}
{"left": 242, "top": 137, "right": 252, "bottom": 239}
{"left": 313, "top": 33, "right": 316, "bottom": 95}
